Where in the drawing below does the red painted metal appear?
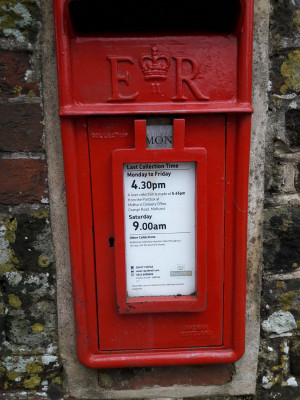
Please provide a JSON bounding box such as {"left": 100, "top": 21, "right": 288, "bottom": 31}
{"left": 89, "top": 114, "right": 224, "bottom": 352}
{"left": 53, "top": 0, "right": 254, "bottom": 368}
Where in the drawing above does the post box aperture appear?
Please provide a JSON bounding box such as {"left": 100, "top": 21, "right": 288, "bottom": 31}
{"left": 54, "top": 0, "right": 254, "bottom": 368}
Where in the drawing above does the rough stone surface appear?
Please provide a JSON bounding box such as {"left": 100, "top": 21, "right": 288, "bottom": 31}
{"left": 0, "top": 103, "right": 44, "bottom": 152}
{"left": 290, "top": 339, "right": 300, "bottom": 376}
{"left": 0, "top": 205, "right": 63, "bottom": 397}
{"left": 98, "top": 365, "right": 233, "bottom": 390}
{"left": 0, "top": 159, "right": 47, "bottom": 204}
{"left": 0, "top": 0, "right": 41, "bottom": 44}
{"left": 285, "top": 109, "right": 300, "bottom": 150}
{"left": 0, "top": 50, "right": 39, "bottom": 98}
{"left": 257, "top": 337, "right": 300, "bottom": 399}
{"left": 263, "top": 207, "right": 300, "bottom": 274}
{"left": 261, "top": 310, "right": 297, "bottom": 334}
{"left": 257, "top": 0, "right": 300, "bottom": 398}
{"left": 0, "top": 0, "right": 63, "bottom": 397}
{"left": 261, "top": 278, "right": 300, "bottom": 335}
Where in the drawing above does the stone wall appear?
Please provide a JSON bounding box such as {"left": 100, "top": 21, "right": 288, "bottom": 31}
{"left": 0, "top": 0, "right": 299, "bottom": 399}
{"left": 256, "top": 0, "right": 300, "bottom": 398}
{"left": 0, "top": 1, "right": 64, "bottom": 398}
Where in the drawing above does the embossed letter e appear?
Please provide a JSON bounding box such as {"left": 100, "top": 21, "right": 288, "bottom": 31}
{"left": 107, "top": 57, "right": 139, "bottom": 101}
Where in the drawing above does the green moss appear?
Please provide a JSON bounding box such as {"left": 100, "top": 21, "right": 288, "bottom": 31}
{"left": 0, "top": 366, "right": 6, "bottom": 377}
{"left": 51, "top": 376, "right": 62, "bottom": 385}
{"left": 278, "top": 219, "right": 293, "bottom": 232}
{"left": 276, "top": 281, "right": 285, "bottom": 288}
{"left": 31, "top": 323, "right": 44, "bottom": 333}
{"left": 26, "top": 362, "right": 43, "bottom": 374}
{"left": 280, "top": 50, "right": 300, "bottom": 94}
{"left": 4, "top": 231, "right": 16, "bottom": 243}
{"left": 38, "top": 253, "right": 50, "bottom": 268}
{"left": 12, "top": 85, "right": 22, "bottom": 96}
{"left": 7, "top": 370, "right": 20, "bottom": 381}
{"left": 0, "top": 0, "right": 38, "bottom": 42}
{"left": 31, "top": 209, "right": 48, "bottom": 219}
{"left": 8, "top": 248, "right": 19, "bottom": 265}
{"left": 27, "top": 89, "right": 35, "bottom": 98}
{"left": 0, "top": 247, "right": 20, "bottom": 276}
{"left": 47, "top": 371, "right": 59, "bottom": 379}
{"left": 279, "top": 291, "right": 297, "bottom": 311}
{"left": 0, "top": 263, "right": 15, "bottom": 275}
{"left": 271, "top": 354, "right": 288, "bottom": 371}
{"left": 4, "top": 217, "right": 17, "bottom": 231}
{"left": 4, "top": 217, "right": 17, "bottom": 243}
{"left": 272, "top": 95, "right": 283, "bottom": 107}
{"left": 99, "top": 373, "right": 114, "bottom": 388}
{"left": 8, "top": 294, "right": 21, "bottom": 308}
{"left": 293, "top": 10, "right": 300, "bottom": 31}
{"left": 0, "top": 2, "right": 18, "bottom": 29}
{"left": 24, "top": 374, "right": 41, "bottom": 389}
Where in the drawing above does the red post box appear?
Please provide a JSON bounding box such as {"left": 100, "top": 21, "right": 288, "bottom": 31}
{"left": 53, "top": 0, "right": 254, "bottom": 368}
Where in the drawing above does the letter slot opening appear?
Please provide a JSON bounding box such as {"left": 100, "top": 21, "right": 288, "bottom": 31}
{"left": 68, "top": 0, "right": 243, "bottom": 36}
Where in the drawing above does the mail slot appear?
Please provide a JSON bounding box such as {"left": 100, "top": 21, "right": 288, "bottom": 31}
{"left": 53, "top": 0, "right": 254, "bottom": 368}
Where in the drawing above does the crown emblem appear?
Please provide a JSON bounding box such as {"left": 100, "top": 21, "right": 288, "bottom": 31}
{"left": 139, "top": 47, "right": 170, "bottom": 80}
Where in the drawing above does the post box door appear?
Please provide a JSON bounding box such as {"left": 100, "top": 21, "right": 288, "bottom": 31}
{"left": 88, "top": 114, "right": 225, "bottom": 351}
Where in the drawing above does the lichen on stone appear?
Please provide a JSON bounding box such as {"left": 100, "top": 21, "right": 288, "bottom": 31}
{"left": 262, "top": 310, "right": 297, "bottom": 334}
{"left": 4, "top": 217, "right": 17, "bottom": 244}
{"left": 99, "top": 373, "right": 114, "bottom": 388}
{"left": 0, "top": 365, "right": 5, "bottom": 377}
{"left": 0, "top": 263, "right": 15, "bottom": 275}
{"left": 23, "top": 373, "right": 41, "bottom": 389}
{"left": 280, "top": 50, "right": 300, "bottom": 94}
{"left": 26, "top": 361, "right": 42, "bottom": 374}
{"left": 31, "top": 209, "right": 48, "bottom": 220}
{"left": 31, "top": 323, "right": 44, "bottom": 333}
{"left": 6, "top": 370, "right": 20, "bottom": 381}
{"left": 0, "top": 0, "right": 41, "bottom": 43}
{"left": 293, "top": 9, "right": 300, "bottom": 31}
{"left": 8, "top": 294, "right": 21, "bottom": 308}
{"left": 277, "top": 219, "right": 293, "bottom": 233}
{"left": 38, "top": 253, "right": 50, "bottom": 268}
{"left": 51, "top": 376, "right": 62, "bottom": 385}
{"left": 279, "top": 291, "right": 297, "bottom": 311}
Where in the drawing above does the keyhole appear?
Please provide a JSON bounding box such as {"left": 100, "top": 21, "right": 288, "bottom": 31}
{"left": 108, "top": 237, "right": 115, "bottom": 248}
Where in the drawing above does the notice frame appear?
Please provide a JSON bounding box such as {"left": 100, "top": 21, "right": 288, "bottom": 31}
{"left": 112, "top": 120, "right": 207, "bottom": 314}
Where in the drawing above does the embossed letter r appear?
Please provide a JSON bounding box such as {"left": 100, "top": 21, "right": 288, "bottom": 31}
{"left": 107, "top": 57, "right": 139, "bottom": 102}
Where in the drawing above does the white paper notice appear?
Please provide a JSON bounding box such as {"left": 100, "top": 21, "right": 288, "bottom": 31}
{"left": 124, "top": 162, "right": 196, "bottom": 298}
